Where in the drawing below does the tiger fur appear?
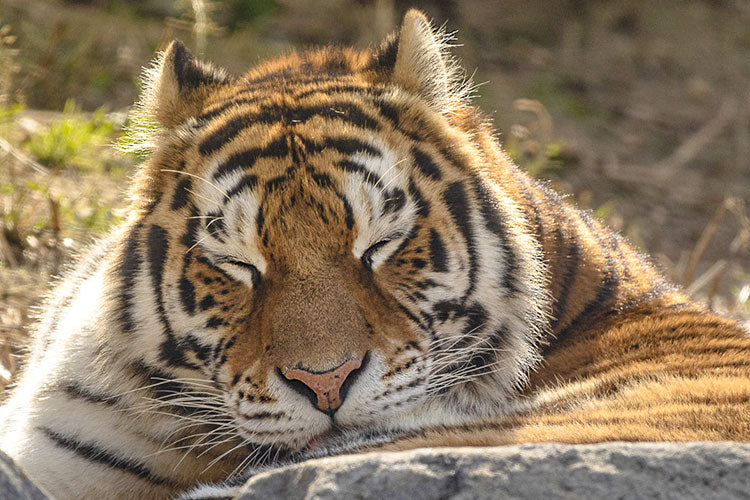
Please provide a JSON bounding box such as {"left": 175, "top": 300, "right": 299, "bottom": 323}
{"left": 1, "top": 10, "right": 748, "bottom": 500}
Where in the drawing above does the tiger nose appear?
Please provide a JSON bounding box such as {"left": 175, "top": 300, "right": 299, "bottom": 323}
{"left": 280, "top": 357, "right": 363, "bottom": 415}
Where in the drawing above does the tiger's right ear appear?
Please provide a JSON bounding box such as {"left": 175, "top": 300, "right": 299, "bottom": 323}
{"left": 148, "top": 40, "right": 232, "bottom": 128}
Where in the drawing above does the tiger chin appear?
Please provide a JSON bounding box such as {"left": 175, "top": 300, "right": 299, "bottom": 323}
{"left": 1, "top": 9, "right": 748, "bottom": 500}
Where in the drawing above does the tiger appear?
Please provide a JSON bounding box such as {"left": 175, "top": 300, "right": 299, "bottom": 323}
{"left": 1, "top": 9, "right": 749, "bottom": 500}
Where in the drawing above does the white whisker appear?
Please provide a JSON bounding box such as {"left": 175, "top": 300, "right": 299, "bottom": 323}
{"left": 161, "top": 169, "right": 230, "bottom": 200}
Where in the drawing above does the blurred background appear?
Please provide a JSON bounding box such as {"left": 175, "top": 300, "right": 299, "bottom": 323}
{"left": 1, "top": 0, "right": 749, "bottom": 391}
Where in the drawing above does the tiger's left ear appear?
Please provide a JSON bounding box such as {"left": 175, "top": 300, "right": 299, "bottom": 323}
{"left": 376, "top": 10, "right": 451, "bottom": 110}
{"left": 149, "top": 40, "right": 232, "bottom": 128}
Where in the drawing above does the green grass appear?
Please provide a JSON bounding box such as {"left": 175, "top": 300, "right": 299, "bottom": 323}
{"left": 25, "top": 100, "right": 115, "bottom": 170}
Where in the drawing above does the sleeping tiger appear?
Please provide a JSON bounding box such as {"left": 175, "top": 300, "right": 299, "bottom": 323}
{"left": 1, "top": 9, "right": 748, "bottom": 500}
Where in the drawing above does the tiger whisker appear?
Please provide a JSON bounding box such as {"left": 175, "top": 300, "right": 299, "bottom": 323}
{"left": 379, "top": 158, "right": 408, "bottom": 192}
{"left": 111, "top": 377, "right": 221, "bottom": 399}
{"left": 161, "top": 169, "right": 230, "bottom": 200}
{"left": 158, "top": 418, "right": 234, "bottom": 446}
{"left": 185, "top": 228, "right": 222, "bottom": 254}
{"left": 203, "top": 437, "right": 256, "bottom": 473}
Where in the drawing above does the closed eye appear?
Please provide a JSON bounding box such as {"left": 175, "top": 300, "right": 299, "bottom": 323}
{"left": 361, "top": 240, "right": 391, "bottom": 270}
{"left": 216, "top": 257, "right": 261, "bottom": 287}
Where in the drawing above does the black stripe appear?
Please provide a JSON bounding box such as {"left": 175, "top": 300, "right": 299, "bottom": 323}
{"left": 545, "top": 264, "right": 618, "bottom": 355}
{"left": 295, "top": 84, "right": 382, "bottom": 100}
{"left": 201, "top": 84, "right": 384, "bottom": 118}
{"left": 299, "top": 136, "right": 382, "bottom": 158}
{"left": 178, "top": 209, "right": 200, "bottom": 315}
{"left": 463, "top": 302, "right": 488, "bottom": 335}
{"left": 473, "top": 180, "right": 519, "bottom": 293}
{"left": 411, "top": 146, "right": 442, "bottom": 180}
{"left": 60, "top": 382, "right": 118, "bottom": 407}
{"left": 311, "top": 172, "right": 333, "bottom": 188}
{"left": 118, "top": 224, "right": 142, "bottom": 333}
{"left": 147, "top": 224, "right": 169, "bottom": 293}
{"left": 255, "top": 205, "right": 265, "bottom": 237}
{"left": 212, "top": 135, "right": 290, "bottom": 180}
{"left": 179, "top": 277, "right": 197, "bottom": 314}
{"left": 203, "top": 103, "right": 381, "bottom": 156}
{"left": 130, "top": 361, "right": 218, "bottom": 416}
{"left": 337, "top": 159, "right": 385, "bottom": 188}
{"left": 443, "top": 181, "right": 478, "bottom": 297}
{"left": 198, "top": 96, "right": 263, "bottom": 122}
{"left": 267, "top": 102, "right": 380, "bottom": 129}
{"left": 429, "top": 229, "right": 448, "bottom": 272}
{"left": 39, "top": 427, "right": 175, "bottom": 486}
{"left": 549, "top": 226, "right": 580, "bottom": 331}
{"left": 148, "top": 224, "right": 198, "bottom": 369}
{"left": 373, "top": 99, "right": 400, "bottom": 129}
{"left": 382, "top": 188, "right": 406, "bottom": 214}
{"left": 468, "top": 324, "right": 509, "bottom": 371}
{"left": 407, "top": 178, "right": 430, "bottom": 217}
{"left": 181, "top": 206, "right": 201, "bottom": 249}
{"left": 170, "top": 177, "right": 192, "bottom": 210}
{"left": 289, "top": 134, "right": 303, "bottom": 165}
{"left": 432, "top": 299, "right": 463, "bottom": 323}
{"left": 333, "top": 191, "right": 355, "bottom": 230}
{"left": 225, "top": 175, "right": 258, "bottom": 199}
{"left": 200, "top": 115, "right": 253, "bottom": 156}
{"left": 265, "top": 175, "right": 287, "bottom": 192}
{"left": 395, "top": 300, "right": 428, "bottom": 331}
{"left": 205, "top": 210, "right": 226, "bottom": 238}
{"left": 195, "top": 255, "right": 237, "bottom": 288}
{"left": 241, "top": 411, "right": 285, "bottom": 421}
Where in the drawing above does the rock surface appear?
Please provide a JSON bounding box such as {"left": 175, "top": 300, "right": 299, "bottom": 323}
{"left": 2, "top": 443, "right": 749, "bottom": 499}
{"left": 236, "top": 442, "right": 750, "bottom": 500}
{"left": 0, "top": 451, "right": 49, "bottom": 500}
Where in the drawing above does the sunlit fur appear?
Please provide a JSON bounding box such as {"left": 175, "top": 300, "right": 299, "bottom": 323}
{"left": 1, "top": 10, "right": 748, "bottom": 500}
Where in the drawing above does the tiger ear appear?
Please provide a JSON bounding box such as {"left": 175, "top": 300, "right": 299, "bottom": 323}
{"left": 379, "top": 10, "right": 450, "bottom": 110}
{"left": 148, "top": 40, "right": 231, "bottom": 128}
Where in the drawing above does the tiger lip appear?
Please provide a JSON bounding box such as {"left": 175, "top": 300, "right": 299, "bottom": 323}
{"left": 303, "top": 423, "right": 348, "bottom": 453}
{"left": 304, "top": 432, "right": 333, "bottom": 452}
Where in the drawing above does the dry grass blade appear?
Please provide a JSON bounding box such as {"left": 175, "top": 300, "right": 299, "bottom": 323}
{"left": 656, "top": 98, "right": 737, "bottom": 173}
{"left": 683, "top": 200, "right": 730, "bottom": 286}
{"left": 0, "top": 136, "right": 48, "bottom": 175}
{"left": 686, "top": 259, "right": 728, "bottom": 296}
{"left": 0, "top": 343, "right": 14, "bottom": 392}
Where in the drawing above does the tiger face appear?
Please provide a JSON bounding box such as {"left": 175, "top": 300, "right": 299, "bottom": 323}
{"left": 128, "top": 11, "right": 549, "bottom": 456}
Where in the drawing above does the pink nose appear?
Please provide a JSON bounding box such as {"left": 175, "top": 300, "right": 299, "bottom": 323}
{"left": 283, "top": 358, "right": 362, "bottom": 412}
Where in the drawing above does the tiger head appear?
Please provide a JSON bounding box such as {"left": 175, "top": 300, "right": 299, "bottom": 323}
{"left": 124, "top": 10, "right": 549, "bottom": 455}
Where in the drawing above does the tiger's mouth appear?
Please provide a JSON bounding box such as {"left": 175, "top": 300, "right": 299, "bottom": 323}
{"left": 302, "top": 423, "right": 348, "bottom": 453}
{"left": 304, "top": 431, "right": 336, "bottom": 452}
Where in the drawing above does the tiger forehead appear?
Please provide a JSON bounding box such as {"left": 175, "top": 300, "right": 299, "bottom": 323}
{"left": 201, "top": 72, "right": 384, "bottom": 117}
{"left": 215, "top": 48, "right": 380, "bottom": 97}
{"left": 195, "top": 52, "right": 388, "bottom": 131}
{"left": 256, "top": 145, "right": 357, "bottom": 254}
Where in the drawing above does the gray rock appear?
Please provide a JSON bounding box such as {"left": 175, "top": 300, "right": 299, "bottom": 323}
{"left": 236, "top": 442, "right": 750, "bottom": 500}
{"left": 0, "top": 450, "right": 49, "bottom": 500}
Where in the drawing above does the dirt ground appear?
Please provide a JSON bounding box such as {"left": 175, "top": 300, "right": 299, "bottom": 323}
{"left": 1, "top": 0, "right": 748, "bottom": 390}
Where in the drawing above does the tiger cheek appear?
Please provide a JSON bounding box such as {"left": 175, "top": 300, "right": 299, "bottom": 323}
{"left": 357, "top": 269, "right": 423, "bottom": 361}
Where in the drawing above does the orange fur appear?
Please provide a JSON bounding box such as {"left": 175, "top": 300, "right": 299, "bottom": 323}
{"left": 3, "top": 10, "right": 748, "bottom": 500}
